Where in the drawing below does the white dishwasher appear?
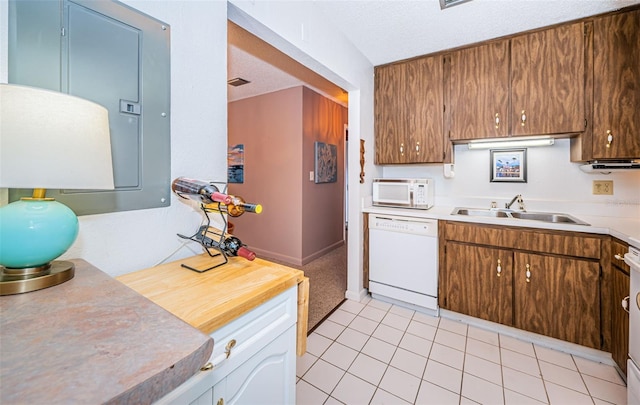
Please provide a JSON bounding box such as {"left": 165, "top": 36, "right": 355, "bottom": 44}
{"left": 369, "top": 214, "right": 438, "bottom": 313}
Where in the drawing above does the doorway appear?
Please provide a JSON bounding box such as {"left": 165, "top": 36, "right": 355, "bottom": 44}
{"left": 227, "top": 21, "right": 348, "bottom": 331}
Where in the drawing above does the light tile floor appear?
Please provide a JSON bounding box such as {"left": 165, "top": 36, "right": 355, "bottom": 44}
{"left": 296, "top": 296, "right": 628, "bottom": 405}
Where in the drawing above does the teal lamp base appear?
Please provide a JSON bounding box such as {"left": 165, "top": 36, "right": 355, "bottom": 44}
{"left": 0, "top": 199, "right": 79, "bottom": 295}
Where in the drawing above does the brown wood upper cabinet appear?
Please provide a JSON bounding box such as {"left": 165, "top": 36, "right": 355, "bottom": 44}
{"left": 375, "top": 54, "right": 444, "bottom": 164}
{"left": 591, "top": 9, "right": 640, "bottom": 159}
{"left": 448, "top": 40, "right": 510, "bottom": 140}
{"left": 448, "top": 22, "right": 586, "bottom": 141}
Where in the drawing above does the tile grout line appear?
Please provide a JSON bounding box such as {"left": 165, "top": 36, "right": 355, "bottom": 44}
{"left": 531, "top": 343, "right": 552, "bottom": 405}
{"left": 324, "top": 299, "right": 392, "bottom": 404}
{"left": 298, "top": 298, "right": 628, "bottom": 405}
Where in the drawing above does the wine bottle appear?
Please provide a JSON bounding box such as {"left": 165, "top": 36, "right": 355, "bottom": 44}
{"left": 171, "top": 177, "right": 232, "bottom": 205}
{"left": 194, "top": 225, "right": 256, "bottom": 261}
{"left": 225, "top": 195, "right": 263, "bottom": 217}
{"left": 204, "top": 195, "right": 262, "bottom": 217}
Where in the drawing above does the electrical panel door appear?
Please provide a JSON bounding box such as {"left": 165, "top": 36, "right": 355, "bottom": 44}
{"left": 8, "top": 0, "right": 171, "bottom": 215}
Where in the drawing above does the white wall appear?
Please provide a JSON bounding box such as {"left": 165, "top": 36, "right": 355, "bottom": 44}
{"left": 0, "top": 0, "right": 8, "bottom": 206}
{"left": 3, "top": 1, "right": 637, "bottom": 291}
{"left": 0, "top": 1, "right": 230, "bottom": 277}
{"left": 227, "top": 0, "right": 377, "bottom": 300}
{"left": 383, "top": 140, "right": 640, "bottom": 218}
{"left": 1, "top": 0, "right": 377, "bottom": 295}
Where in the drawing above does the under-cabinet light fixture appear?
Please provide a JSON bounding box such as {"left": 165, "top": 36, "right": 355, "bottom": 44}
{"left": 467, "top": 137, "right": 555, "bottom": 150}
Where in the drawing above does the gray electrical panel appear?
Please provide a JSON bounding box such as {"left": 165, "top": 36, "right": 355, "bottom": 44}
{"left": 8, "top": 0, "right": 171, "bottom": 215}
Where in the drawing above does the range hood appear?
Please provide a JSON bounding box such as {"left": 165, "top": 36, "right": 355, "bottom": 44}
{"left": 579, "top": 160, "right": 640, "bottom": 174}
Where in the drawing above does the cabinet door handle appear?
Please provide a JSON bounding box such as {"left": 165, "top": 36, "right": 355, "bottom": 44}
{"left": 496, "top": 259, "right": 502, "bottom": 277}
{"left": 400, "top": 143, "right": 405, "bottom": 155}
{"left": 606, "top": 130, "right": 613, "bottom": 148}
{"left": 525, "top": 263, "right": 531, "bottom": 283}
{"left": 225, "top": 339, "right": 237, "bottom": 359}
{"left": 622, "top": 296, "right": 630, "bottom": 313}
{"left": 520, "top": 110, "right": 527, "bottom": 127}
{"left": 495, "top": 113, "right": 500, "bottom": 129}
{"left": 217, "top": 398, "right": 224, "bottom": 405}
{"left": 614, "top": 253, "right": 624, "bottom": 261}
{"left": 200, "top": 362, "right": 213, "bottom": 371}
{"left": 415, "top": 141, "right": 420, "bottom": 154}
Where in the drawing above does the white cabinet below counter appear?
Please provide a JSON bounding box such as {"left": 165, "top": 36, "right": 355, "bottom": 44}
{"left": 157, "top": 287, "right": 298, "bottom": 405}
{"left": 115, "top": 254, "right": 308, "bottom": 405}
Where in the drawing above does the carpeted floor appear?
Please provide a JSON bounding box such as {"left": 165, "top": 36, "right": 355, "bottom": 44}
{"left": 266, "top": 243, "right": 347, "bottom": 332}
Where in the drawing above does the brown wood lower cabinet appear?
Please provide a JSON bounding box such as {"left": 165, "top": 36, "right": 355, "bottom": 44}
{"left": 611, "top": 266, "right": 630, "bottom": 373}
{"left": 444, "top": 243, "right": 513, "bottom": 326}
{"left": 513, "top": 253, "right": 600, "bottom": 349}
{"left": 440, "top": 221, "right": 605, "bottom": 349}
{"left": 611, "top": 238, "right": 631, "bottom": 373}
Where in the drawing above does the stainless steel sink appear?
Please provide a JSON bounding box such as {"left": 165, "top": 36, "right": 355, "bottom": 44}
{"left": 451, "top": 207, "right": 590, "bottom": 226}
{"left": 452, "top": 208, "right": 511, "bottom": 218}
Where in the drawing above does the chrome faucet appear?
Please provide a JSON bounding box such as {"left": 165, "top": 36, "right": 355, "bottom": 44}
{"left": 505, "top": 194, "right": 526, "bottom": 211}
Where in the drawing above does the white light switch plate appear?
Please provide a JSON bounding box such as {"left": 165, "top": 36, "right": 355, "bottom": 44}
{"left": 309, "top": 171, "right": 314, "bottom": 181}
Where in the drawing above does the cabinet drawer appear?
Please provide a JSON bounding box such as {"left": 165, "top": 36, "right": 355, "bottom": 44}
{"left": 155, "top": 287, "right": 297, "bottom": 405}
{"left": 611, "top": 238, "right": 630, "bottom": 274}
{"left": 443, "top": 221, "right": 602, "bottom": 259}
{"left": 208, "top": 287, "right": 297, "bottom": 379}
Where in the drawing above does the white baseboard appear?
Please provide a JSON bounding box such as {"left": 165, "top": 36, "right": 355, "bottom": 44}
{"left": 345, "top": 288, "right": 368, "bottom": 302}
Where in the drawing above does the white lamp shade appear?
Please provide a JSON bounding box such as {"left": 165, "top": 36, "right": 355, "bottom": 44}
{"left": 0, "top": 84, "right": 114, "bottom": 190}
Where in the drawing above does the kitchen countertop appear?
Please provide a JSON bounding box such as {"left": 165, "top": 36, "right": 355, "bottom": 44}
{"left": 116, "top": 253, "right": 308, "bottom": 351}
{"left": 0, "top": 259, "right": 213, "bottom": 405}
{"left": 364, "top": 205, "right": 640, "bottom": 249}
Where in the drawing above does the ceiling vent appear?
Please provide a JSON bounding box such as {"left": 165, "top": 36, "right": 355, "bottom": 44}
{"left": 227, "top": 77, "right": 251, "bottom": 87}
{"left": 440, "top": 0, "right": 472, "bottom": 9}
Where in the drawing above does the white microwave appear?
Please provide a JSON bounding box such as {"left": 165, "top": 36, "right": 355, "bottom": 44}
{"left": 372, "top": 178, "right": 434, "bottom": 209}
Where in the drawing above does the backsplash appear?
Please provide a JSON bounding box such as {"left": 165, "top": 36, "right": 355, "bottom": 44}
{"left": 382, "top": 139, "right": 640, "bottom": 218}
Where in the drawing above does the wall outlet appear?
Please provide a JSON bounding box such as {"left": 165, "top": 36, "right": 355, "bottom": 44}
{"left": 592, "top": 180, "right": 614, "bottom": 195}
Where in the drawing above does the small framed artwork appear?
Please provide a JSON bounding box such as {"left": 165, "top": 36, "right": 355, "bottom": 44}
{"left": 314, "top": 141, "right": 338, "bottom": 183}
{"left": 490, "top": 148, "right": 527, "bottom": 183}
{"left": 228, "top": 144, "right": 244, "bottom": 183}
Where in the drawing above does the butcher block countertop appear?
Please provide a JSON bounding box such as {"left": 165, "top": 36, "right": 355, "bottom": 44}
{"left": 0, "top": 259, "right": 214, "bottom": 405}
{"left": 116, "top": 254, "right": 309, "bottom": 354}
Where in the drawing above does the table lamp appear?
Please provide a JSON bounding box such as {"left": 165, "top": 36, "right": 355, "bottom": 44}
{"left": 0, "top": 84, "right": 114, "bottom": 295}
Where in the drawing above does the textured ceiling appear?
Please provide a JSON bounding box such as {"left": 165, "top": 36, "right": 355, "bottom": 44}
{"left": 227, "top": 0, "right": 640, "bottom": 104}
{"left": 228, "top": 21, "right": 348, "bottom": 104}
{"left": 312, "top": 0, "right": 640, "bottom": 66}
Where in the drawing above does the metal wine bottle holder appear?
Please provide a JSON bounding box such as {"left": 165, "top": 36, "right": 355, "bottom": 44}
{"left": 175, "top": 182, "right": 232, "bottom": 273}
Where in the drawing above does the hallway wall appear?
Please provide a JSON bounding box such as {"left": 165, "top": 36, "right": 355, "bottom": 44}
{"left": 301, "top": 86, "right": 347, "bottom": 261}
{"left": 229, "top": 86, "right": 347, "bottom": 265}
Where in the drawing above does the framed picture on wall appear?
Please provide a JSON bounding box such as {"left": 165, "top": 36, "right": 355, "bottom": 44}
{"left": 314, "top": 141, "right": 338, "bottom": 184}
{"left": 490, "top": 148, "right": 527, "bottom": 183}
{"left": 228, "top": 144, "right": 244, "bottom": 183}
